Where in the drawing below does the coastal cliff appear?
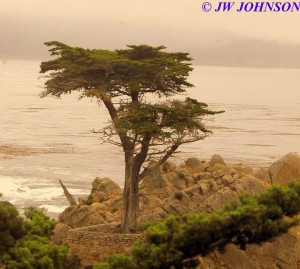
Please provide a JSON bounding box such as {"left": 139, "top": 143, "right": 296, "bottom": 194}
{"left": 53, "top": 152, "right": 300, "bottom": 268}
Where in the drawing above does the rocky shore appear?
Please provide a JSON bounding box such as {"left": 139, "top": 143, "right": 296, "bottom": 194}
{"left": 53, "top": 152, "right": 300, "bottom": 268}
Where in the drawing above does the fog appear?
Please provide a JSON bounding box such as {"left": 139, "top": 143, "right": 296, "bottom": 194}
{"left": 0, "top": 0, "right": 300, "bottom": 62}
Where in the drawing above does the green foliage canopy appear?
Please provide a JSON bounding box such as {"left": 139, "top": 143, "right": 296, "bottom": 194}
{"left": 40, "top": 42, "right": 193, "bottom": 99}
{"left": 114, "top": 98, "right": 217, "bottom": 142}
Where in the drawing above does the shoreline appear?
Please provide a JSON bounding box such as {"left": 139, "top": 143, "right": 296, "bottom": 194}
{"left": 1, "top": 151, "right": 299, "bottom": 219}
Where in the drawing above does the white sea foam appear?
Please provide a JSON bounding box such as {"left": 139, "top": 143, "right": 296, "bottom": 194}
{"left": 0, "top": 175, "right": 89, "bottom": 215}
{"left": 39, "top": 204, "right": 67, "bottom": 213}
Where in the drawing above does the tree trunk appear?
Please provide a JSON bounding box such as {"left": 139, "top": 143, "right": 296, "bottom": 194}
{"left": 120, "top": 134, "right": 152, "bottom": 233}
{"left": 122, "top": 173, "right": 139, "bottom": 233}
{"left": 121, "top": 154, "right": 140, "bottom": 233}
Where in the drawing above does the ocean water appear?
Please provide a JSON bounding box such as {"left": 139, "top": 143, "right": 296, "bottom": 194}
{"left": 0, "top": 60, "right": 299, "bottom": 215}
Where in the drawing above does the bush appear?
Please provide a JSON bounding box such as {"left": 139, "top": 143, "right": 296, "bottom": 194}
{"left": 0, "top": 201, "right": 27, "bottom": 256}
{"left": 2, "top": 235, "right": 68, "bottom": 269}
{"left": 25, "top": 207, "right": 57, "bottom": 238}
{"left": 0, "top": 206, "right": 68, "bottom": 269}
{"left": 93, "top": 254, "right": 137, "bottom": 269}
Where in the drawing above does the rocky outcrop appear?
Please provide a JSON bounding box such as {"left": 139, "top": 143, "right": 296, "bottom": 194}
{"left": 201, "top": 225, "right": 300, "bottom": 269}
{"left": 51, "top": 223, "right": 72, "bottom": 245}
{"left": 268, "top": 152, "right": 300, "bottom": 185}
{"left": 138, "top": 156, "right": 266, "bottom": 224}
{"left": 54, "top": 153, "right": 300, "bottom": 269}
{"left": 58, "top": 154, "right": 300, "bottom": 229}
{"left": 59, "top": 205, "right": 107, "bottom": 228}
{"left": 58, "top": 178, "right": 123, "bottom": 229}
{"left": 91, "top": 177, "right": 122, "bottom": 198}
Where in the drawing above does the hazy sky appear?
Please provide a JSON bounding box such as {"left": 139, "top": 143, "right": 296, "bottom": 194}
{"left": 0, "top": 0, "right": 299, "bottom": 58}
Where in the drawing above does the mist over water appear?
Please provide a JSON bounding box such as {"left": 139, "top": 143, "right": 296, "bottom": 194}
{"left": 0, "top": 60, "right": 299, "bottom": 215}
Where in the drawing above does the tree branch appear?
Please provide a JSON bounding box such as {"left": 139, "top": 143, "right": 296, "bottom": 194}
{"left": 59, "top": 180, "right": 77, "bottom": 206}
{"left": 138, "top": 135, "right": 185, "bottom": 182}
{"left": 134, "top": 134, "right": 152, "bottom": 170}
{"left": 99, "top": 95, "right": 133, "bottom": 152}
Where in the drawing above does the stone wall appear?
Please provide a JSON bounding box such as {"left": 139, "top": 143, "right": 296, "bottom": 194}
{"left": 67, "top": 224, "right": 144, "bottom": 268}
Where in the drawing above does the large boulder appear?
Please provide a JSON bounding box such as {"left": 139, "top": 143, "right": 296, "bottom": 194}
{"left": 140, "top": 164, "right": 177, "bottom": 201}
{"left": 234, "top": 175, "right": 266, "bottom": 194}
{"left": 209, "top": 154, "right": 226, "bottom": 166}
{"left": 92, "top": 177, "right": 122, "bottom": 197}
{"left": 268, "top": 152, "right": 300, "bottom": 185}
{"left": 185, "top": 157, "right": 207, "bottom": 173}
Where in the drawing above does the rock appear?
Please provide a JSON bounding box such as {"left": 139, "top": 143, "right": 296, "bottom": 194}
{"left": 91, "top": 202, "right": 109, "bottom": 212}
{"left": 78, "top": 196, "right": 90, "bottom": 205}
{"left": 159, "top": 198, "right": 189, "bottom": 215}
{"left": 203, "top": 225, "right": 300, "bottom": 269}
{"left": 162, "top": 161, "right": 176, "bottom": 172}
{"left": 221, "top": 166, "right": 238, "bottom": 176}
{"left": 207, "top": 163, "right": 225, "bottom": 173}
{"left": 185, "top": 157, "right": 201, "bottom": 168}
{"left": 59, "top": 205, "right": 106, "bottom": 228}
{"left": 185, "top": 158, "right": 206, "bottom": 173}
{"left": 140, "top": 194, "right": 161, "bottom": 206}
{"left": 92, "top": 177, "right": 122, "bottom": 197}
{"left": 253, "top": 167, "right": 271, "bottom": 183}
{"left": 212, "top": 171, "right": 225, "bottom": 180}
{"left": 140, "top": 207, "right": 167, "bottom": 223}
{"left": 184, "top": 185, "right": 202, "bottom": 196}
{"left": 51, "top": 223, "right": 72, "bottom": 245}
{"left": 202, "top": 187, "right": 239, "bottom": 212}
{"left": 194, "top": 172, "right": 211, "bottom": 181}
{"left": 232, "top": 164, "right": 253, "bottom": 175}
{"left": 198, "top": 179, "right": 218, "bottom": 196}
{"left": 95, "top": 192, "right": 109, "bottom": 203}
{"left": 222, "top": 175, "right": 235, "bottom": 185}
{"left": 173, "top": 191, "right": 191, "bottom": 206}
{"left": 234, "top": 175, "right": 265, "bottom": 194}
{"left": 268, "top": 152, "right": 300, "bottom": 185}
{"left": 107, "top": 195, "right": 123, "bottom": 210}
{"left": 209, "top": 154, "right": 226, "bottom": 166}
{"left": 101, "top": 211, "right": 117, "bottom": 223}
{"left": 233, "top": 174, "right": 240, "bottom": 180}
{"left": 186, "top": 176, "right": 197, "bottom": 187}
{"left": 169, "top": 170, "right": 188, "bottom": 190}
{"left": 140, "top": 166, "right": 167, "bottom": 192}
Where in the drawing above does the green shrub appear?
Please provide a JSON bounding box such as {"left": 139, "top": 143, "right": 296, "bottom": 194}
{"left": 0, "top": 206, "right": 68, "bottom": 269}
{"left": 0, "top": 201, "right": 27, "bottom": 256}
{"left": 93, "top": 254, "right": 136, "bottom": 269}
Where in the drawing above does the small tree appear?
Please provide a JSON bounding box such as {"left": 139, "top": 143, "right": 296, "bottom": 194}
{"left": 40, "top": 42, "right": 223, "bottom": 232}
